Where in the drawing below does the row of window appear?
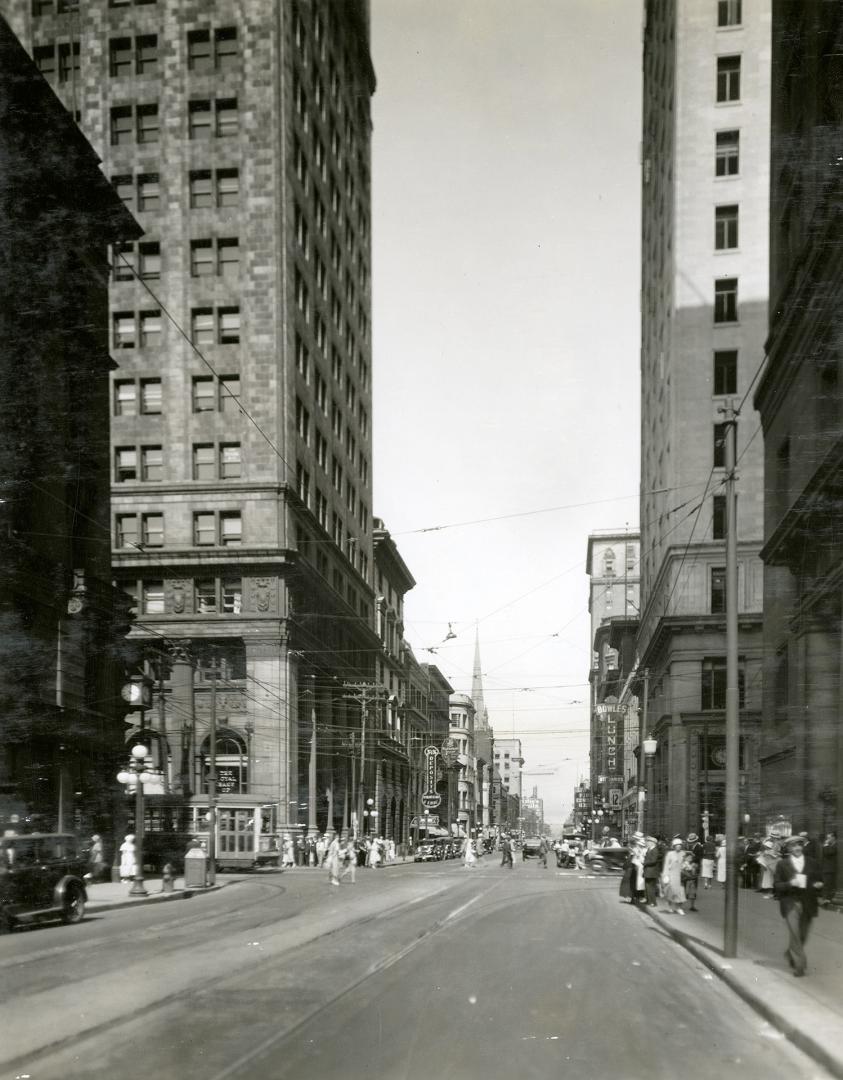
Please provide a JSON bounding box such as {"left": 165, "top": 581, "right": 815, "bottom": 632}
{"left": 125, "top": 577, "right": 242, "bottom": 616}
{"left": 113, "top": 375, "right": 240, "bottom": 416}
{"left": 113, "top": 238, "right": 240, "bottom": 281}
{"left": 296, "top": 462, "right": 369, "bottom": 534}
{"left": 110, "top": 98, "right": 238, "bottom": 146}
{"left": 33, "top": 0, "right": 154, "bottom": 12}
{"left": 113, "top": 307, "right": 239, "bottom": 349}
{"left": 116, "top": 511, "right": 241, "bottom": 548}
{"left": 295, "top": 332, "right": 370, "bottom": 397}
{"left": 115, "top": 443, "right": 242, "bottom": 482}
{"left": 112, "top": 169, "right": 240, "bottom": 213}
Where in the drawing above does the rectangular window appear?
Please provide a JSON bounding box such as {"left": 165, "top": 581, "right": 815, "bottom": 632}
{"left": 137, "top": 173, "right": 160, "bottom": 211}
{"left": 137, "top": 35, "right": 158, "bottom": 75}
{"left": 715, "top": 205, "right": 739, "bottom": 250}
{"left": 116, "top": 514, "right": 139, "bottom": 548}
{"left": 58, "top": 42, "right": 80, "bottom": 83}
{"left": 113, "top": 244, "right": 134, "bottom": 284}
{"left": 221, "top": 375, "right": 241, "bottom": 413}
{"left": 717, "top": 56, "right": 741, "bottom": 103}
{"left": 192, "top": 376, "right": 215, "bottom": 412}
{"left": 140, "top": 378, "right": 162, "bottom": 414}
{"left": 110, "top": 106, "right": 133, "bottom": 145}
{"left": 191, "top": 239, "right": 214, "bottom": 276}
{"left": 710, "top": 568, "right": 726, "bottom": 614}
{"left": 715, "top": 130, "right": 739, "bottom": 176}
{"left": 712, "top": 495, "right": 726, "bottom": 540}
{"left": 109, "top": 37, "right": 131, "bottom": 79}
{"left": 216, "top": 99, "right": 238, "bottom": 137}
{"left": 217, "top": 168, "right": 239, "bottom": 206}
{"left": 296, "top": 398, "right": 310, "bottom": 443}
{"left": 217, "top": 238, "right": 239, "bottom": 277}
{"left": 194, "top": 512, "right": 215, "bottom": 546}
{"left": 138, "top": 241, "right": 160, "bottom": 279}
{"left": 114, "top": 312, "right": 135, "bottom": 349}
{"left": 713, "top": 423, "right": 727, "bottom": 468}
{"left": 222, "top": 578, "right": 242, "bottom": 614}
{"left": 143, "top": 581, "right": 165, "bottom": 614}
{"left": 296, "top": 463, "right": 310, "bottom": 507}
{"left": 136, "top": 104, "right": 159, "bottom": 143}
{"left": 141, "top": 446, "right": 163, "bottom": 481}
{"left": 714, "top": 278, "right": 738, "bottom": 323}
{"left": 187, "top": 29, "right": 212, "bottom": 73}
{"left": 189, "top": 100, "right": 212, "bottom": 139}
{"left": 196, "top": 579, "right": 217, "bottom": 613}
{"left": 193, "top": 444, "right": 215, "bottom": 480}
{"left": 220, "top": 443, "right": 241, "bottom": 479}
{"left": 141, "top": 513, "right": 164, "bottom": 547}
{"left": 713, "top": 350, "right": 737, "bottom": 395}
{"left": 34, "top": 46, "right": 56, "bottom": 80}
{"left": 701, "top": 658, "right": 745, "bottom": 709}
{"left": 112, "top": 174, "right": 134, "bottom": 206}
{"left": 116, "top": 447, "right": 137, "bottom": 482}
{"left": 114, "top": 380, "right": 137, "bottom": 416}
{"left": 220, "top": 512, "right": 242, "bottom": 546}
{"left": 215, "top": 27, "right": 237, "bottom": 70}
{"left": 218, "top": 307, "right": 240, "bottom": 344}
{"left": 718, "top": 0, "right": 742, "bottom": 27}
{"left": 189, "top": 169, "right": 213, "bottom": 208}
{"left": 192, "top": 308, "right": 214, "bottom": 345}
{"left": 140, "top": 310, "right": 162, "bottom": 347}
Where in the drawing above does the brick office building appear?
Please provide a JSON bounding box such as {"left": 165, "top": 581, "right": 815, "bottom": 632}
{"left": 2, "top": 1, "right": 379, "bottom": 855}
{"left": 0, "top": 16, "right": 141, "bottom": 838}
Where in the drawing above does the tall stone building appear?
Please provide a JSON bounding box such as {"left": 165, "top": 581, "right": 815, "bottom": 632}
{"left": 3, "top": 1, "right": 378, "bottom": 853}
{"left": 586, "top": 530, "right": 640, "bottom": 832}
{"left": 756, "top": 0, "right": 843, "bottom": 852}
{"left": 636, "top": 0, "right": 769, "bottom": 838}
{"left": 0, "top": 15, "right": 140, "bottom": 839}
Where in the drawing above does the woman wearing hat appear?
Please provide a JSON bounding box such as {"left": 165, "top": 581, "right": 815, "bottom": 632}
{"left": 660, "top": 837, "right": 687, "bottom": 915}
{"left": 773, "top": 834, "right": 824, "bottom": 976}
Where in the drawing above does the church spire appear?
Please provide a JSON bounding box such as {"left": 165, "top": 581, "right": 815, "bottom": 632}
{"left": 472, "top": 625, "right": 489, "bottom": 728}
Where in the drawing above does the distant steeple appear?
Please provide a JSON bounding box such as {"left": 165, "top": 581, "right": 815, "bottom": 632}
{"left": 472, "top": 625, "right": 489, "bottom": 729}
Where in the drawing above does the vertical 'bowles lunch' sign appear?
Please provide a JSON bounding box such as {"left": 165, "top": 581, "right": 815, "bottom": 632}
{"left": 421, "top": 745, "right": 441, "bottom": 808}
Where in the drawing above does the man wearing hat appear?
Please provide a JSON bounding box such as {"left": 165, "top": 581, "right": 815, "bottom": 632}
{"left": 684, "top": 833, "right": 703, "bottom": 912}
{"left": 773, "top": 834, "right": 824, "bottom": 976}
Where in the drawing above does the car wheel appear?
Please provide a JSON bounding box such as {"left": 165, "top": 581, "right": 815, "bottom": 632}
{"left": 61, "top": 884, "right": 86, "bottom": 925}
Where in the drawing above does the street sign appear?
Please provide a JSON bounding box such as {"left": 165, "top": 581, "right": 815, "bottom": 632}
{"left": 421, "top": 793, "right": 442, "bottom": 809}
{"left": 609, "top": 788, "right": 622, "bottom": 808}
{"left": 410, "top": 815, "right": 439, "bottom": 827}
{"left": 441, "top": 737, "right": 458, "bottom": 766}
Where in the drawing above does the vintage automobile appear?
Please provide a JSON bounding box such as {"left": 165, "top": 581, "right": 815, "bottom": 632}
{"left": 521, "top": 836, "right": 544, "bottom": 860}
{"left": 583, "top": 845, "right": 629, "bottom": 874}
{"left": 413, "top": 839, "right": 440, "bottom": 862}
{"left": 0, "top": 833, "right": 89, "bottom": 932}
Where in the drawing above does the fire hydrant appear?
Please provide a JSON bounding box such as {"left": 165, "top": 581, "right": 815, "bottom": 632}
{"left": 161, "top": 862, "right": 175, "bottom": 893}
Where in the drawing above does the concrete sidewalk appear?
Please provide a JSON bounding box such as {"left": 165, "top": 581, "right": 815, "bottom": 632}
{"left": 641, "top": 884, "right": 843, "bottom": 1077}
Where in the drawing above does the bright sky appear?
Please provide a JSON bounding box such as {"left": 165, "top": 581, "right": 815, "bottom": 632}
{"left": 370, "top": 0, "right": 643, "bottom": 825}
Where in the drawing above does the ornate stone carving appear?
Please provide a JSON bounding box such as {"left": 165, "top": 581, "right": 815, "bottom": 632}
{"left": 247, "top": 577, "right": 277, "bottom": 614}
{"left": 166, "top": 579, "right": 193, "bottom": 615}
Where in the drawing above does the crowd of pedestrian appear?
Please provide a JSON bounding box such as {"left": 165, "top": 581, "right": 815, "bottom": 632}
{"left": 277, "top": 832, "right": 405, "bottom": 878}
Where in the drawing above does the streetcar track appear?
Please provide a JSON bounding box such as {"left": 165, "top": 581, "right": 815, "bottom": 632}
{"left": 0, "top": 877, "right": 286, "bottom": 973}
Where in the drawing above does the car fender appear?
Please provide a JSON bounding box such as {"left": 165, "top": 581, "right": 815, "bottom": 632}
{"left": 53, "top": 874, "right": 87, "bottom": 908}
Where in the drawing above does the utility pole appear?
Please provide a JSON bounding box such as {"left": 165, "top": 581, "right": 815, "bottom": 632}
{"left": 637, "top": 668, "right": 649, "bottom": 833}
{"left": 343, "top": 682, "right": 380, "bottom": 840}
{"left": 723, "top": 404, "right": 740, "bottom": 958}
{"left": 307, "top": 676, "right": 318, "bottom": 839}
{"left": 207, "top": 655, "right": 218, "bottom": 887}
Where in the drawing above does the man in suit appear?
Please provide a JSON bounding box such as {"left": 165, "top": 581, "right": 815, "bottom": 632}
{"left": 773, "top": 834, "right": 825, "bottom": 977}
{"left": 643, "top": 836, "right": 662, "bottom": 907}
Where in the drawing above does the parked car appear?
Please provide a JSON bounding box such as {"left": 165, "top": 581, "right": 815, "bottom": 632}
{"left": 0, "top": 833, "right": 88, "bottom": 932}
{"left": 522, "top": 836, "right": 543, "bottom": 859}
{"left": 583, "top": 846, "right": 629, "bottom": 874}
{"left": 414, "top": 839, "right": 440, "bottom": 862}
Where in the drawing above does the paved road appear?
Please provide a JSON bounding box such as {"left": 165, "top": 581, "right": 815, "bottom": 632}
{"left": 0, "top": 861, "right": 830, "bottom": 1080}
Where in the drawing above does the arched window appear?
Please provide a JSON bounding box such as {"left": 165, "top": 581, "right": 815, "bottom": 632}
{"left": 603, "top": 548, "right": 616, "bottom": 576}
{"left": 200, "top": 729, "right": 248, "bottom": 794}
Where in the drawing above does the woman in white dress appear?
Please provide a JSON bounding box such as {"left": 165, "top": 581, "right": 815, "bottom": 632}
{"left": 715, "top": 834, "right": 727, "bottom": 885}
{"left": 119, "top": 834, "right": 137, "bottom": 881}
{"left": 463, "top": 837, "right": 477, "bottom": 869}
{"left": 368, "top": 837, "right": 382, "bottom": 868}
{"left": 660, "top": 837, "right": 687, "bottom": 915}
{"left": 282, "top": 836, "right": 295, "bottom": 869}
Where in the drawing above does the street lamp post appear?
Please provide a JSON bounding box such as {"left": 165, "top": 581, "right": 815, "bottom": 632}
{"left": 643, "top": 736, "right": 658, "bottom": 837}
{"left": 116, "top": 743, "right": 152, "bottom": 897}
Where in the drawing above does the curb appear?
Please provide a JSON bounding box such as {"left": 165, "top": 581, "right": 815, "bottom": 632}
{"left": 642, "top": 905, "right": 843, "bottom": 1079}
{"left": 86, "top": 882, "right": 227, "bottom": 913}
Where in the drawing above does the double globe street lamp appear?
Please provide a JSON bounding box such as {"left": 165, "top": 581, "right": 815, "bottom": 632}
{"left": 116, "top": 743, "right": 153, "bottom": 896}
